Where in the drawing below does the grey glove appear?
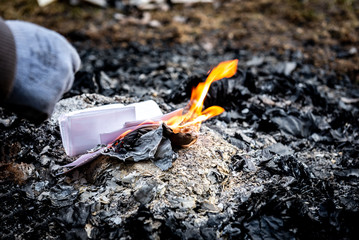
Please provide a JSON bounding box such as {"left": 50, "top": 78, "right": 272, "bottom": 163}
{"left": 5, "top": 20, "right": 81, "bottom": 122}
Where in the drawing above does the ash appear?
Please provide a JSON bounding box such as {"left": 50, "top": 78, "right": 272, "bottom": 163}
{"left": 1, "top": 43, "right": 359, "bottom": 239}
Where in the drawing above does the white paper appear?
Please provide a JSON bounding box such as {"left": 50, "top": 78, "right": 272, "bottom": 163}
{"left": 37, "top": 0, "right": 56, "bottom": 7}
{"left": 59, "top": 100, "right": 163, "bottom": 156}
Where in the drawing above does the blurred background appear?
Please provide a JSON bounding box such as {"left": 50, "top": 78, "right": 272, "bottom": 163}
{"left": 1, "top": 0, "right": 358, "bottom": 83}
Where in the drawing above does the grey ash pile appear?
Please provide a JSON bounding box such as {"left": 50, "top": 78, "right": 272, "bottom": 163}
{"left": 1, "top": 43, "right": 359, "bottom": 239}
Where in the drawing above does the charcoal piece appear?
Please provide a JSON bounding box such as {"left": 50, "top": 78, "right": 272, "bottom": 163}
{"left": 293, "top": 82, "right": 327, "bottom": 108}
{"left": 96, "top": 71, "right": 116, "bottom": 96}
{"left": 204, "top": 70, "right": 249, "bottom": 110}
{"left": 270, "top": 115, "right": 303, "bottom": 136}
{"left": 163, "top": 123, "right": 198, "bottom": 147}
{"left": 167, "top": 68, "right": 248, "bottom": 110}
{"left": 64, "top": 229, "right": 88, "bottom": 240}
{"left": 205, "top": 81, "right": 250, "bottom": 110}
{"left": 271, "top": 112, "right": 319, "bottom": 138}
{"left": 104, "top": 125, "right": 163, "bottom": 162}
{"left": 64, "top": 70, "right": 98, "bottom": 98}
{"left": 330, "top": 129, "right": 348, "bottom": 142}
{"left": 277, "top": 156, "right": 312, "bottom": 181}
{"left": 264, "top": 155, "right": 312, "bottom": 182}
{"left": 49, "top": 185, "right": 79, "bottom": 207}
{"left": 339, "top": 148, "right": 359, "bottom": 168}
{"left": 228, "top": 137, "right": 247, "bottom": 150}
{"left": 0, "top": 115, "right": 16, "bottom": 128}
{"left": 230, "top": 154, "right": 255, "bottom": 173}
{"left": 258, "top": 75, "right": 296, "bottom": 96}
{"left": 243, "top": 215, "right": 295, "bottom": 240}
{"left": 153, "top": 138, "right": 177, "bottom": 171}
{"left": 330, "top": 109, "right": 358, "bottom": 129}
{"left": 234, "top": 129, "right": 252, "bottom": 143}
{"left": 207, "top": 168, "right": 226, "bottom": 183}
{"left": 318, "top": 199, "right": 336, "bottom": 219}
{"left": 260, "top": 149, "right": 274, "bottom": 162}
{"left": 200, "top": 226, "right": 216, "bottom": 240}
{"left": 334, "top": 169, "right": 359, "bottom": 179}
{"left": 247, "top": 104, "right": 267, "bottom": 125}
{"left": 124, "top": 206, "right": 161, "bottom": 239}
{"left": 166, "top": 71, "right": 205, "bottom": 104}
{"left": 244, "top": 158, "right": 257, "bottom": 172}
{"left": 134, "top": 182, "right": 156, "bottom": 205}
{"left": 103, "top": 124, "right": 177, "bottom": 171}
{"left": 183, "top": 227, "right": 202, "bottom": 240}
{"left": 222, "top": 224, "right": 242, "bottom": 239}
{"left": 242, "top": 71, "right": 257, "bottom": 93}
{"left": 266, "top": 143, "right": 294, "bottom": 156}
{"left": 310, "top": 133, "right": 332, "bottom": 143}
{"left": 57, "top": 203, "right": 91, "bottom": 227}
{"left": 117, "top": 125, "right": 160, "bottom": 149}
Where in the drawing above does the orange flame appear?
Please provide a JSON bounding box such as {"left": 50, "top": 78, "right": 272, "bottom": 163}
{"left": 165, "top": 59, "right": 238, "bottom": 133}
{"left": 110, "top": 59, "right": 238, "bottom": 145}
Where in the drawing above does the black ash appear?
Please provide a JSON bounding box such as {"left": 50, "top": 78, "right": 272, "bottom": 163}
{"left": 103, "top": 124, "right": 177, "bottom": 171}
{"left": 1, "top": 42, "right": 359, "bottom": 239}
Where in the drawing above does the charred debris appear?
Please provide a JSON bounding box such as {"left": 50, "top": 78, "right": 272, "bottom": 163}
{"left": 1, "top": 43, "right": 359, "bottom": 239}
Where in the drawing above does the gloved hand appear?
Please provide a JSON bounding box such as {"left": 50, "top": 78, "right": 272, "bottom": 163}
{"left": 5, "top": 20, "right": 81, "bottom": 123}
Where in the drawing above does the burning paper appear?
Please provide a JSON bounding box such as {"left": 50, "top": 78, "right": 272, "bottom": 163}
{"left": 58, "top": 59, "right": 238, "bottom": 174}
{"left": 59, "top": 100, "right": 163, "bottom": 156}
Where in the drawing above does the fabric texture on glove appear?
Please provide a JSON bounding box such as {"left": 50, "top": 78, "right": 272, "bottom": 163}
{"left": 5, "top": 20, "right": 81, "bottom": 122}
{"left": 0, "top": 18, "right": 16, "bottom": 103}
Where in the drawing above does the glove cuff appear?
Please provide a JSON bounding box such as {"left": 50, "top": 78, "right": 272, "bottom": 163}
{"left": 0, "top": 19, "right": 16, "bottom": 103}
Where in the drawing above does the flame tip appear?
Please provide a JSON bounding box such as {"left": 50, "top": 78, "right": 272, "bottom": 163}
{"left": 165, "top": 59, "right": 238, "bottom": 133}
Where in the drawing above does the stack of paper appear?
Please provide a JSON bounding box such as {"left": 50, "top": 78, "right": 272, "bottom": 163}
{"left": 59, "top": 100, "right": 163, "bottom": 156}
